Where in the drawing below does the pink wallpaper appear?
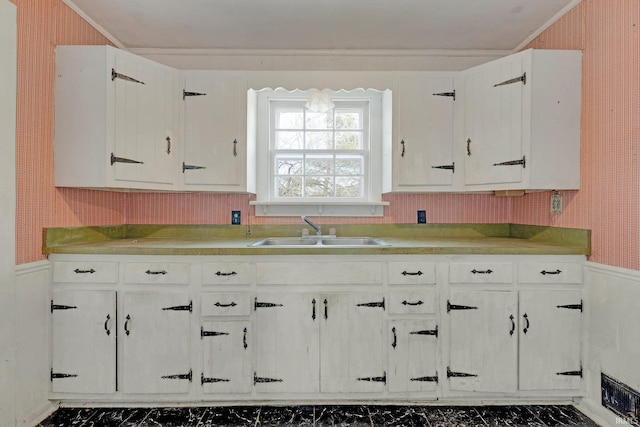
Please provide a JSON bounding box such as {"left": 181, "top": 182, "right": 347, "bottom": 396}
{"left": 13, "top": 0, "right": 640, "bottom": 271}
{"left": 512, "top": 0, "right": 640, "bottom": 270}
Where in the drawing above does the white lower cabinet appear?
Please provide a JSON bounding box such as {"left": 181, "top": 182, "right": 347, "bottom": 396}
{"left": 120, "top": 291, "right": 192, "bottom": 394}
{"left": 49, "top": 254, "right": 585, "bottom": 403}
{"left": 254, "top": 291, "right": 385, "bottom": 394}
{"left": 201, "top": 320, "right": 252, "bottom": 394}
{"left": 446, "top": 288, "right": 583, "bottom": 394}
{"left": 447, "top": 291, "right": 518, "bottom": 393}
{"left": 254, "top": 292, "right": 320, "bottom": 393}
{"left": 388, "top": 319, "right": 439, "bottom": 393}
{"left": 51, "top": 290, "right": 116, "bottom": 394}
{"left": 518, "top": 290, "right": 582, "bottom": 391}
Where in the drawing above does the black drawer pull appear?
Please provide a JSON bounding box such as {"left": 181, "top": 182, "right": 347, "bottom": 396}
{"left": 471, "top": 269, "right": 493, "bottom": 274}
{"left": 402, "top": 300, "right": 424, "bottom": 306}
{"left": 215, "top": 271, "right": 238, "bottom": 277}
{"left": 541, "top": 269, "right": 562, "bottom": 275}
{"left": 401, "top": 270, "right": 423, "bottom": 276}
{"left": 214, "top": 302, "right": 237, "bottom": 308}
{"left": 73, "top": 268, "right": 95, "bottom": 274}
{"left": 145, "top": 270, "right": 167, "bottom": 275}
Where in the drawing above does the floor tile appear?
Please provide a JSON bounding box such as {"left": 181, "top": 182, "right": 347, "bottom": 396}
{"left": 315, "top": 405, "right": 372, "bottom": 427}
{"left": 365, "top": 405, "right": 430, "bottom": 426}
{"left": 80, "top": 407, "right": 149, "bottom": 427}
{"left": 37, "top": 408, "right": 98, "bottom": 427}
{"left": 196, "top": 406, "right": 261, "bottom": 427}
{"left": 423, "top": 406, "right": 488, "bottom": 427}
{"left": 138, "top": 407, "right": 206, "bottom": 427}
{"left": 257, "top": 405, "right": 314, "bottom": 426}
{"left": 475, "top": 406, "right": 543, "bottom": 427}
{"left": 528, "top": 405, "right": 600, "bottom": 427}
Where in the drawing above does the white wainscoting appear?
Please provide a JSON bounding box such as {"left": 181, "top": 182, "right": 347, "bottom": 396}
{"left": 14, "top": 261, "right": 57, "bottom": 426}
{"left": 578, "top": 261, "right": 640, "bottom": 427}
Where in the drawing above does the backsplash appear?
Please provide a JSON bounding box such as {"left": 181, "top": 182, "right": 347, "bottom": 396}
{"left": 12, "top": 0, "right": 639, "bottom": 271}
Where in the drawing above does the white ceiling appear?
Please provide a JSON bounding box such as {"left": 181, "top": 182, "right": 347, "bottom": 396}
{"left": 63, "top": 0, "right": 580, "bottom": 52}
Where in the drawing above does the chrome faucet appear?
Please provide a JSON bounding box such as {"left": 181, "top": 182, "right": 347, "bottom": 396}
{"left": 301, "top": 216, "right": 321, "bottom": 235}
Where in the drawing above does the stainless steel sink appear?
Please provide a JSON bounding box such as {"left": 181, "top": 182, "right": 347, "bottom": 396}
{"left": 249, "top": 237, "right": 389, "bottom": 247}
{"left": 248, "top": 238, "right": 320, "bottom": 246}
{"left": 320, "top": 237, "right": 388, "bottom": 246}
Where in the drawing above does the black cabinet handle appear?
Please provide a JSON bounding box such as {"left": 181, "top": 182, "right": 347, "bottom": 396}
{"left": 392, "top": 327, "right": 397, "bottom": 349}
{"left": 402, "top": 300, "right": 424, "bottom": 306}
{"left": 215, "top": 271, "right": 237, "bottom": 277}
{"left": 243, "top": 327, "right": 248, "bottom": 350}
{"left": 523, "top": 313, "right": 530, "bottom": 334}
{"left": 73, "top": 268, "right": 95, "bottom": 274}
{"left": 509, "top": 314, "right": 515, "bottom": 336}
{"left": 104, "top": 314, "right": 111, "bottom": 336}
{"left": 312, "top": 299, "right": 316, "bottom": 320}
{"left": 324, "top": 299, "right": 328, "bottom": 320}
{"left": 124, "top": 314, "right": 131, "bottom": 336}
{"left": 214, "top": 302, "right": 237, "bottom": 308}
{"left": 401, "top": 270, "right": 423, "bottom": 276}
{"left": 541, "top": 269, "right": 562, "bottom": 275}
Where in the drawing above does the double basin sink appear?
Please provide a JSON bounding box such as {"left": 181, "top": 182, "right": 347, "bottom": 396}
{"left": 249, "top": 236, "right": 389, "bottom": 247}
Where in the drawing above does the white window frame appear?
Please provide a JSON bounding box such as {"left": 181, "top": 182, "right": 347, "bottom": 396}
{"left": 251, "top": 88, "right": 390, "bottom": 217}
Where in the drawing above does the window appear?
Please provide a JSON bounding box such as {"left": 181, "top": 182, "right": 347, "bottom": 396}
{"left": 272, "top": 101, "right": 368, "bottom": 200}
{"left": 251, "top": 88, "right": 391, "bottom": 217}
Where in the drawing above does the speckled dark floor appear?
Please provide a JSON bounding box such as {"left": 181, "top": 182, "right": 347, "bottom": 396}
{"left": 37, "top": 405, "right": 600, "bottom": 427}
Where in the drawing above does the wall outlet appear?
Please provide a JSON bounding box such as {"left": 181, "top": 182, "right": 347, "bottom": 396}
{"left": 550, "top": 193, "right": 563, "bottom": 215}
{"left": 417, "top": 210, "right": 427, "bottom": 224}
{"left": 231, "top": 210, "right": 241, "bottom": 225}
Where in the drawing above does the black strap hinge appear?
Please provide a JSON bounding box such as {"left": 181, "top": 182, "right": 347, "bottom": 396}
{"left": 182, "top": 162, "right": 206, "bottom": 172}
{"left": 432, "top": 90, "right": 456, "bottom": 100}
{"left": 357, "top": 298, "right": 385, "bottom": 310}
{"left": 51, "top": 300, "right": 77, "bottom": 313}
{"left": 201, "top": 373, "right": 230, "bottom": 385}
{"left": 357, "top": 372, "right": 386, "bottom": 384}
{"left": 200, "top": 327, "right": 229, "bottom": 339}
{"left": 411, "top": 326, "right": 438, "bottom": 338}
{"left": 111, "top": 153, "right": 144, "bottom": 166}
{"left": 411, "top": 374, "right": 438, "bottom": 383}
{"left": 557, "top": 366, "right": 582, "bottom": 377}
{"left": 494, "top": 72, "right": 526, "bottom": 87}
{"left": 162, "top": 301, "right": 193, "bottom": 312}
{"left": 493, "top": 156, "right": 526, "bottom": 168}
{"left": 447, "top": 301, "right": 478, "bottom": 313}
{"left": 432, "top": 163, "right": 455, "bottom": 173}
{"left": 254, "top": 372, "right": 283, "bottom": 384}
{"left": 51, "top": 369, "right": 78, "bottom": 381}
{"left": 447, "top": 367, "right": 477, "bottom": 378}
{"left": 254, "top": 298, "right": 284, "bottom": 310}
{"left": 557, "top": 300, "right": 583, "bottom": 312}
{"left": 162, "top": 370, "right": 192, "bottom": 382}
{"left": 111, "top": 69, "right": 145, "bottom": 84}
{"left": 183, "top": 90, "right": 207, "bottom": 99}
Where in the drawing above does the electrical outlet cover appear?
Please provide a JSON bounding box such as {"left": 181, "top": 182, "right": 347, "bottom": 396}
{"left": 417, "top": 210, "right": 427, "bottom": 224}
{"left": 231, "top": 211, "right": 241, "bottom": 225}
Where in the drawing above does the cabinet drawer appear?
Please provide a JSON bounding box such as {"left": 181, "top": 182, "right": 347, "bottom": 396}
{"left": 518, "top": 262, "right": 582, "bottom": 284}
{"left": 449, "top": 262, "right": 513, "bottom": 284}
{"left": 202, "top": 262, "right": 255, "bottom": 285}
{"left": 257, "top": 261, "right": 382, "bottom": 285}
{"left": 388, "top": 262, "right": 436, "bottom": 285}
{"left": 201, "top": 292, "right": 252, "bottom": 316}
{"left": 388, "top": 290, "right": 437, "bottom": 314}
{"left": 124, "top": 262, "right": 190, "bottom": 285}
{"left": 52, "top": 261, "right": 118, "bottom": 284}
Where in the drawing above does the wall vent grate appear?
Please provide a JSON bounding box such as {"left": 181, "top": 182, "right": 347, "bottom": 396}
{"left": 602, "top": 373, "right": 640, "bottom": 426}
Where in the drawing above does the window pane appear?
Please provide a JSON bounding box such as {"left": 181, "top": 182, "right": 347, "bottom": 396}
{"left": 305, "top": 177, "right": 334, "bottom": 197}
{"left": 275, "top": 155, "right": 303, "bottom": 175}
{"left": 335, "top": 156, "right": 363, "bottom": 175}
{"left": 335, "top": 131, "right": 363, "bottom": 150}
{"left": 335, "top": 110, "right": 362, "bottom": 129}
{"left": 306, "top": 131, "right": 333, "bottom": 150}
{"left": 275, "top": 131, "right": 303, "bottom": 149}
{"left": 335, "top": 177, "right": 362, "bottom": 198}
{"left": 276, "top": 109, "right": 303, "bottom": 129}
{"left": 305, "top": 155, "right": 334, "bottom": 175}
{"left": 305, "top": 111, "right": 333, "bottom": 129}
{"left": 276, "top": 176, "right": 303, "bottom": 197}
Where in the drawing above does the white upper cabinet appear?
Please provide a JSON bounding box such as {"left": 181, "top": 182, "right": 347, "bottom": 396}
{"left": 54, "top": 45, "right": 180, "bottom": 190}
{"left": 462, "top": 49, "right": 582, "bottom": 191}
{"left": 181, "top": 71, "right": 249, "bottom": 191}
{"left": 393, "top": 73, "right": 460, "bottom": 191}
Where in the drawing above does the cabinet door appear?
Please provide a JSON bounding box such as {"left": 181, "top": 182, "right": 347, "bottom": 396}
{"left": 464, "top": 58, "right": 524, "bottom": 186}
{"left": 51, "top": 290, "right": 116, "bottom": 394}
{"left": 254, "top": 292, "right": 319, "bottom": 393}
{"left": 519, "top": 290, "right": 582, "bottom": 390}
{"left": 120, "top": 291, "right": 192, "bottom": 394}
{"left": 201, "top": 320, "right": 252, "bottom": 394}
{"left": 396, "top": 75, "right": 456, "bottom": 189}
{"left": 182, "top": 72, "right": 246, "bottom": 190}
{"left": 447, "top": 291, "right": 518, "bottom": 393}
{"left": 320, "top": 293, "right": 385, "bottom": 393}
{"left": 388, "top": 319, "right": 439, "bottom": 393}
